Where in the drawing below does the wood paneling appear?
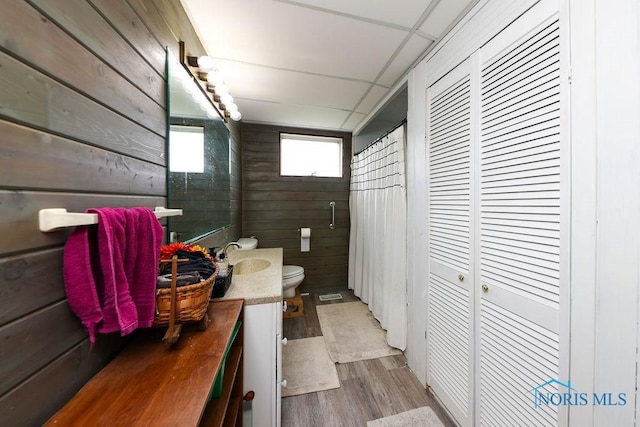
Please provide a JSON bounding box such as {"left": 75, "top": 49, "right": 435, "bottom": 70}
{"left": 0, "top": 301, "right": 87, "bottom": 396}
{"left": 150, "top": 0, "right": 206, "bottom": 56}
{"left": 125, "top": 0, "right": 183, "bottom": 59}
{"left": 241, "top": 123, "right": 351, "bottom": 293}
{"left": 0, "top": 336, "right": 126, "bottom": 427}
{"left": 0, "top": 1, "right": 237, "bottom": 423}
{"left": 0, "top": 51, "right": 165, "bottom": 165}
{"left": 27, "top": 0, "right": 165, "bottom": 103}
{"left": 88, "top": 0, "right": 167, "bottom": 74}
{"left": 0, "top": 120, "right": 165, "bottom": 194}
{"left": 0, "top": 0, "right": 165, "bottom": 136}
{"left": 0, "top": 248, "right": 65, "bottom": 327}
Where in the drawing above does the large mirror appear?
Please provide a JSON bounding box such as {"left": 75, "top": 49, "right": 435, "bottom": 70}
{"left": 167, "top": 50, "right": 230, "bottom": 242}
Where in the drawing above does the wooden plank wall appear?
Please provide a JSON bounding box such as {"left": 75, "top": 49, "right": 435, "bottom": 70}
{"left": 0, "top": 1, "right": 241, "bottom": 424}
{"left": 242, "top": 123, "right": 351, "bottom": 293}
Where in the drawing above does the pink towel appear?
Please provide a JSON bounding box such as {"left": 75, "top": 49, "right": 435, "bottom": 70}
{"left": 123, "top": 207, "right": 163, "bottom": 328}
{"left": 63, "top": 207, "right": 163, "bottom": 342}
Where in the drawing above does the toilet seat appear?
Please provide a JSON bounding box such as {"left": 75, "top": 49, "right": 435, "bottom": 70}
{"left": 282, "top": 265, "right": 304, "bottom": 279}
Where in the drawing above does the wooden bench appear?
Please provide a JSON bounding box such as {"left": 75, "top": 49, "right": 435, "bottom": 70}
{"left": 45, "top": 299, "right": 245, "bottom": 426}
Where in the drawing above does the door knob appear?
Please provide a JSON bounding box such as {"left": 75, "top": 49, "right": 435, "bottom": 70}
{"left": 281, "top": 380, "right": 288, "bottom": 387}
{"left": 282, "top": 337, "right": 288, "bottom": 346}
{"left": 482, "top": 284, "right": 489, "bottom": 293}
{"left": 458, "top": 274, "right": 464, "bottom": 281}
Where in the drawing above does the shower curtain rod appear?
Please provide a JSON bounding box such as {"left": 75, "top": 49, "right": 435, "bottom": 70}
{"left": 354, "top": 118, "right": 407, "bottom": 157}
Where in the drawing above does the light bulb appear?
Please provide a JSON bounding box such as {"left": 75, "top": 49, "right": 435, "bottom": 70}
{"left": 226, "top": 102, "right": 239, "bottom": 113}
{"left": 230, "top": 110, "right": 242, "bottom": 121}
{"left": 207, "top": 71, "right": 224, "bottom": 86}
{"left": 215, "top": 84, "right": 229, "bottom": 97}
{"left": 197, "top": 56, "right": 215, "bottom": 73}
{"left": 220, "top": 94, "right": 234, "bottom": 106}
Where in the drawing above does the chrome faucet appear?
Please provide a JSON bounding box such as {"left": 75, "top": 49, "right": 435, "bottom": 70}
{"left": 222, "top": 242, "right": 241, "bottom": 258}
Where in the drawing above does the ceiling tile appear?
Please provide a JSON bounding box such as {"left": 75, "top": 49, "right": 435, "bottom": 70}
{"left": 282, "top": 0, "right": 435, "bottom": 28}
{"left": 237, "top": 98, "right": 351, "bottom": 130}
{"left": 342, "top": 112, "right": 367, "bottom": 131}
{"left": 179, "top": 0, "right": 475, "bottom": 132}
{"left": 377, "top": 35, "right": 433, "bottom": 87}
{"left": 355, "top": 85, "right": 388, "bottom": 115}
{"left": 215, "top": 60, "right": 369, "bottom": 111}
{"left": 182, "top": 0, "right": 408, "bottom": 81}
{"left": 419, "top": 0, "right": 475, "bottom": 39}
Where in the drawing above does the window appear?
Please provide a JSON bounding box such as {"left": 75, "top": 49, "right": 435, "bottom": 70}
{"left": 280, "top": 133, "right": 343, "bottom": 177}
{"left": 169, "top": 125, "right": 205, "bottom": 173}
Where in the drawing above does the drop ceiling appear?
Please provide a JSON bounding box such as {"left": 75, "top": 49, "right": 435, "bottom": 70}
{"left": 180, "top": 0, "right": 477, "bottom": 133}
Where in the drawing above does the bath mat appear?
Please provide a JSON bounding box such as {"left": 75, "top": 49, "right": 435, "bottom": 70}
{"left": 367, "top": 406, "right": 445, "bottom": 427}
{"left": 282, "top": 336, "right": 340, "bottom": 397}
{"left": 316, "top": 301, "right": 401, "bottom": 363}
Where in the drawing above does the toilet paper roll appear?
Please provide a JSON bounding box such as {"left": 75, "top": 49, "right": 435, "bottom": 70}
{"left": 300, "top": 227, "right": 311, "bottom": 252}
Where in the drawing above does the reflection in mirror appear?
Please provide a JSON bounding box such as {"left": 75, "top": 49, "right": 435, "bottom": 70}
{"left": 169, "top": 126, "right": 205, "bottom": 173}
{"left": 167, "top": 49, "right": 231, "bottom": 242}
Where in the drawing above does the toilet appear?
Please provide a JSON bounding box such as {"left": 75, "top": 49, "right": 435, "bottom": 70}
{"left": 235, "top": 237, "right": 305, "bottom": 298}
{"left": 282, "top": 265, "right": 305, "bottom": 298}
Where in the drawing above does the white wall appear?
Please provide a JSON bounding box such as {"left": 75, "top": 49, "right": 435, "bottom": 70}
{"left": 569, "top": 0, "right": 640, "bottom": 425}
{"left": 405, "top": 60, "right": 428, "bottom": 385}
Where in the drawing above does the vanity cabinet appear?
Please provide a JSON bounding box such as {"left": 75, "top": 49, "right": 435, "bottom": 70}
{"left": 45, "top": 299, "right": 244, "bottom": 426}
{"left": 222, "top": 247, "right": 284, "bottom": 427}
{"left": 243, "top": 301, "right": 284, "bottom": 427}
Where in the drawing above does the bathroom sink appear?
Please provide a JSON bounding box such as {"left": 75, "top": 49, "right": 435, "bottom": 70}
{"left": 233, "top": 258, "right": 271, "bottom": 275}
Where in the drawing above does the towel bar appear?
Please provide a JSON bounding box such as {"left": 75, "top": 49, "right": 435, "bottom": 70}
{"left": 38, "top": 207, "right": 183, "bottom": 232}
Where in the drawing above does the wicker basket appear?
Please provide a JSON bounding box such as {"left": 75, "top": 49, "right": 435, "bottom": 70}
{"left": 153, "top": 264, "right": 218, "bottom": 327}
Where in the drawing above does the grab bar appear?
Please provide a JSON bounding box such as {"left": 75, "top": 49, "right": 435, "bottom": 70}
{"left": 329, "top": 201, "right": 335, "bottom": 230}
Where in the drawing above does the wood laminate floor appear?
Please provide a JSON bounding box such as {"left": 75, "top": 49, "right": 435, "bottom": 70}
{"left": 281, "top": 291, "right": 455, "bottom": 427}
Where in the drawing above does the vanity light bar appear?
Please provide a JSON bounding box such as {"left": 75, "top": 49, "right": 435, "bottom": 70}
{"left": 179, "top": 41, "right": 242, "bottom": 122}
{"left": 38, "top": 207, "right": 183, "bottom": 232}
{"left": 185, "top": 56, "right": 241, "bottom": 121}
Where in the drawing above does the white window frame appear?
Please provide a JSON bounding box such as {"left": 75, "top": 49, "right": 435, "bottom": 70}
{"left": 279, "top": 133, "right": 343, "bottom": 178}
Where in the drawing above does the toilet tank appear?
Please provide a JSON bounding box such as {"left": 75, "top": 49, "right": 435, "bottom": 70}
{"left": 237, "top": 237, "right": 258, "bottom": 250}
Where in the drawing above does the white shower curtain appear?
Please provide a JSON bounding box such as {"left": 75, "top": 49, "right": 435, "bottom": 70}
{"left": 348, "top": 125, "right": 407, "bottom": 350}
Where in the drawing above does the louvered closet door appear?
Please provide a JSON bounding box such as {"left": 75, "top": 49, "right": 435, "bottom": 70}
{"left": 476, "top": 2, "right": 564, "bottom": 425}
{"left": 426, "top": 59, "right": 473, "bottom": 427}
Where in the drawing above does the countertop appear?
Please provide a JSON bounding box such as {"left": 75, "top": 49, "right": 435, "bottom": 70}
{"left": 45, "top": 300, "right": 244, "bottom": 426}
{"left": 219, "top": 248, "right": 283, "bottom": 305}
